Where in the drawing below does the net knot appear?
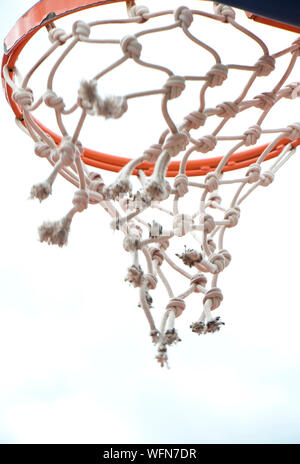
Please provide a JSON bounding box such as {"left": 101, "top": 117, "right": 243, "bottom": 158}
{"left": 190, "top": 273, "right": 207, "bottom": 292}
{"left": 206, "top": 64, "right": 228, "bottom": 87}
{"left": 59, "top": 138, "right": 76, "bottom": 166}
{"left": 34, "top": 141, "right": 52, "bottom": 158}
{"left": 243, "top": 125, "right": 262, "bottom": 146}
{"left": 143, "top": 144, "right": 162, "bottom": 163}
{"left": 44, "top": 90, "right": 65, "bottom": 111}
{"left": 279, "top": 82, "right": 300, "bottom": 100}
{"left": 166, "top": 298, "right": 186, "bottom": 318}
{"left": 121, "top": 35, "right": 142, "bottom": 59}
{"left": 205, "top": 172, "right": 219, "bottom": 192}
{"left": 163, "top": 132, "right": 188, "bottom": 157}
{"left": 174, "top": 6, "right": 194, "bottom": 28}
{"left": 150, "top": 247, "right": 164, "bottom": 266}
{"left": 173, "top": 214, "right": 194, "bottom": 236}
{"left": 193, "top": 135, "right": 217, "bottom": 153}
{"left": 286, "top": 123, "right": 300, "bottom": 140}
{"left": 164, "top": 75, "right": 186, "bottom": 100}
{"left": 209, "top": 251, "right": 230, "bottom": 273}
{"left": 48, "top": 28, "right": 68, "bottom": 44}
{"left": 202, "top": 214, "right": 215, "bottom": 233}
{"left": 174, "top": 174, "right": 189, "bottom": 197}
{"left": 213, "top": 4, "right": 236, "bottom": 21}
{"left": 183, "top": 110, "right": 207, "bottom": 130}
{"left": 72, "top": 20, "right": 90, "bottom": 38}
{"left": 224, "top": 207, "right": 240, "bottom": 227}
{"left": 128, "top": 5, "right": 150, "bottom": 22}
{"left": 255, "top": 55, "right": 275, "bottom": 77}
{"left": 72, "top": 189, "right": 89, "bottom": 212}
{"left": 13, "top": 88, "right": 33, "bottom": 108}
{"left": 216, "top": 101, "right": 239, "bottom": 118}
{"left": 144, "top": 273, "right": 157, "bottom": 290}
{"left": 260, "top": 171, "right": 274, "bottom": 187}
{"left": 246, "top": 163, "right": 261, "bottom": 183}
{"left": 203, "top": 288, "right": 223, "bottom": 310}
{"left": 253, "top": 92, "right": 276, "bottom": 110}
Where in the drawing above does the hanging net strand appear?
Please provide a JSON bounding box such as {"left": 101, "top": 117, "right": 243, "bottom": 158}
{"left": 4, "top": 1, "right": 300, "bottom": 367}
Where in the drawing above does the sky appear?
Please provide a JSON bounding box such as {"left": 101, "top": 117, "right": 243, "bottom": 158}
{"left": 0, "top": 0, "right": 300, "bottom": 444}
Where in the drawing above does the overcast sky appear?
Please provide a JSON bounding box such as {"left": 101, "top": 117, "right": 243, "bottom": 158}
{"left": 1, "top": 0, "right": 300, "bottom": 444}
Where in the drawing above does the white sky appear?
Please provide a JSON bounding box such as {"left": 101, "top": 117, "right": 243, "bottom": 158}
{"left": 1, "top": 0, "right": 300, "bottom": 444}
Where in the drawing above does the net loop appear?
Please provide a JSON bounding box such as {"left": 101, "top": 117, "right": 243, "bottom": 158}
{"left": 203, "top": 287, "right": 223, "bottom": 310}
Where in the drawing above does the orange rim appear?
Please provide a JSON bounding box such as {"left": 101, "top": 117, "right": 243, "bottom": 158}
{"left": 2, "top": 0, "right": 300, "bottom": 177}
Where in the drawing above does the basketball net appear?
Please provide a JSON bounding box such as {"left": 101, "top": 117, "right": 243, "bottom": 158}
{"left": 3, "top": 1, "right": 300, "bottom": 367}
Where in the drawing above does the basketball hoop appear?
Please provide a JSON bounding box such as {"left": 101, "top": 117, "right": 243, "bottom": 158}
{"left": 2, "top": 0, "right": 300, "bottom": 367}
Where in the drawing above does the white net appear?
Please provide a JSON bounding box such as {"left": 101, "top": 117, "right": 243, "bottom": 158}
{"left": 4, "top": 1, "right": 300, "bottom": 367}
